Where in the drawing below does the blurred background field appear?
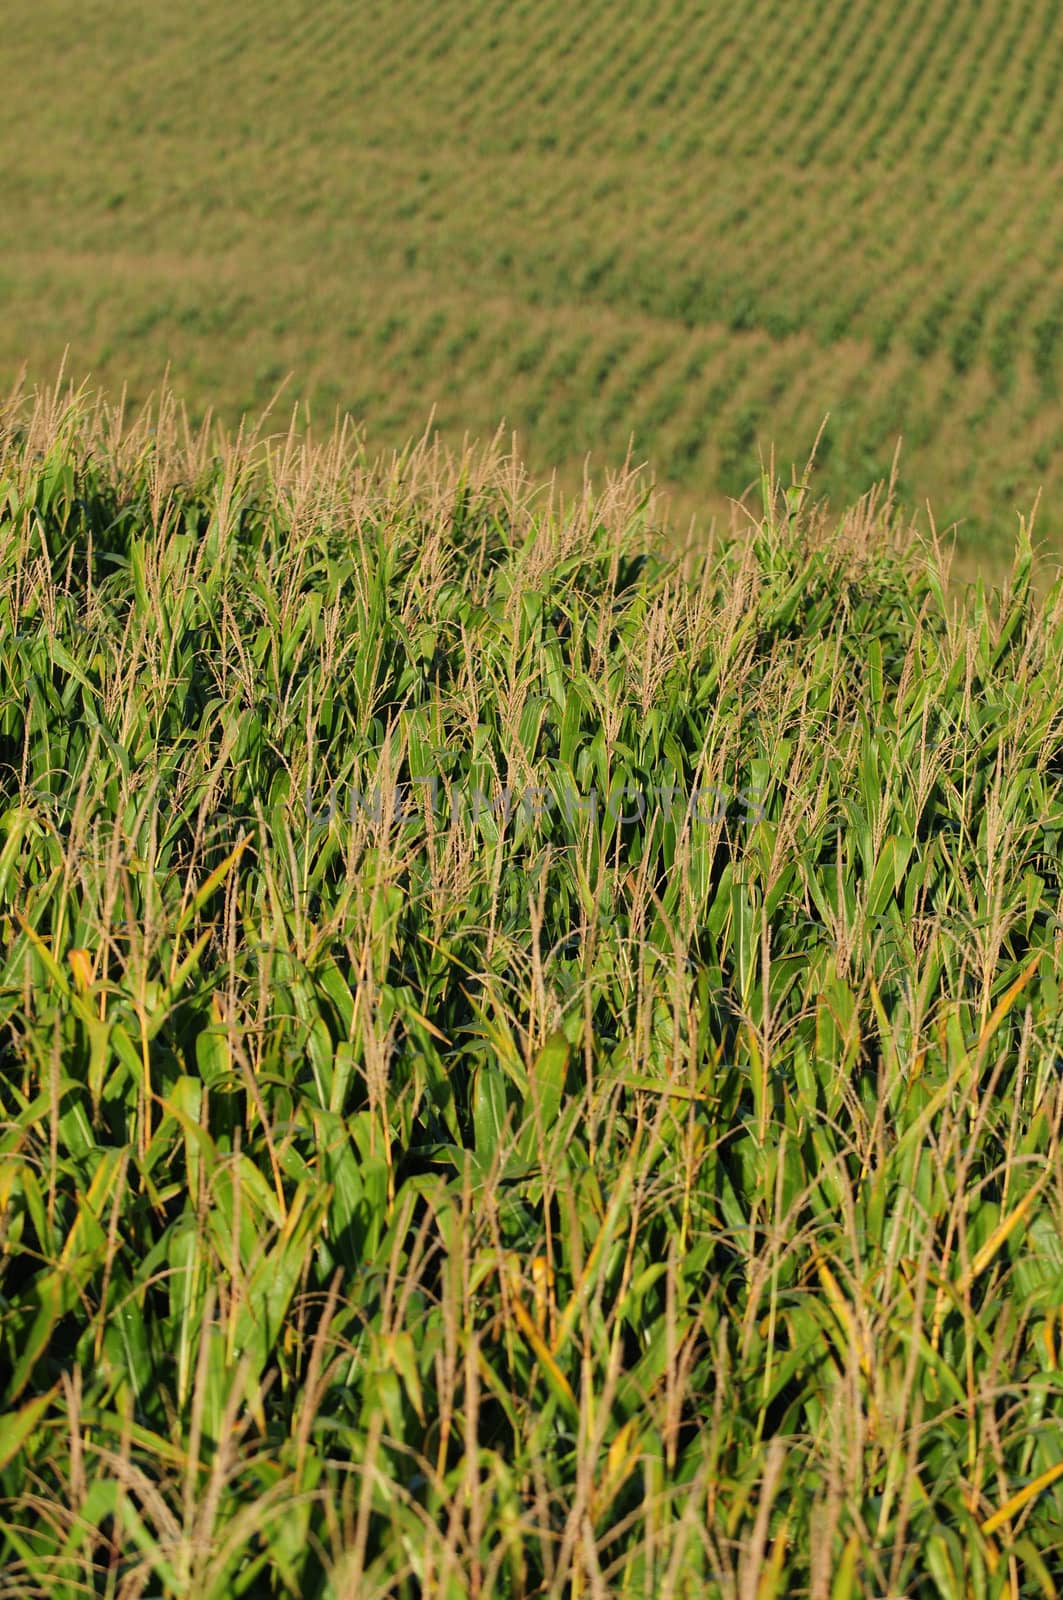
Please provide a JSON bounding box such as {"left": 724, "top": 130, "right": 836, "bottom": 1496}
{"left": 5, "top": 0, "right": 1063, "bottom": 567}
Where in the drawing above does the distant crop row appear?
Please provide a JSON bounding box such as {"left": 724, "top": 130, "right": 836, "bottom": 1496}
{"left": 4, "top": 0, "right": 1063, "bottom": 555}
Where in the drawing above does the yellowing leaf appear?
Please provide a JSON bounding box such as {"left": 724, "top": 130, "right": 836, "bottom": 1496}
{"left": 67, "top": 946, "right": 95, "bottom": 993}
{"left": 0, "top": 1386, "right": 57, "bottom": 1473}
{"left": 596, "top": 1418, "right": 641, "bottom": 1515}
{"left": 977, "top": 951, "right": 1043, "bottom": 1052}
{"left": 981, "top": 1458, "right": 1063, "bottom": 1538}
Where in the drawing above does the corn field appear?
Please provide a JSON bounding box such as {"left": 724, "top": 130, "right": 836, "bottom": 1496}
{"left": 0, "top": 380, "right": 1061, "bottom": 1595}
{"left": 6, "top": 0, "right": 1063, "bottom": 554}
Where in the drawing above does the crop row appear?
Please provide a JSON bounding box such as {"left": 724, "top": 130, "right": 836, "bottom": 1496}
{"left": 5, "top": 0, "right": 1063, "bottom": 558}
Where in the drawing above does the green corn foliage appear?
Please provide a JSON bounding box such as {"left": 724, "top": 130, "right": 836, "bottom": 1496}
{"left": 0, "top": 381, "right": 1061, "bottom": 1596}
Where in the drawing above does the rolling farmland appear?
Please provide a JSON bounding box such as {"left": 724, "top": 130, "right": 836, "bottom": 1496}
{"left": 5, "top": 6, "right": 1063, "bottom": 1592}
{"left": 5, "top": 0, "right": 1063, "bottom": 557}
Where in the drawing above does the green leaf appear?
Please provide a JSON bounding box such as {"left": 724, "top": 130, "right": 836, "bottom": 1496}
{"left": 0, "top": 1385, "right": 57, "bottom": 1473}
{"left": 473, "top": 1062, "right": 510, "bottom": 1167}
